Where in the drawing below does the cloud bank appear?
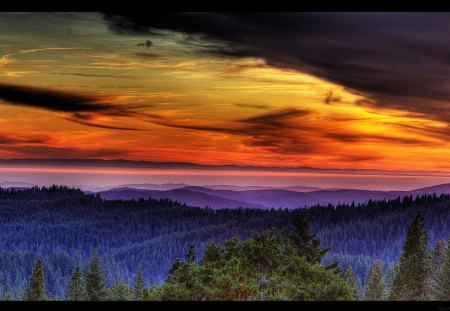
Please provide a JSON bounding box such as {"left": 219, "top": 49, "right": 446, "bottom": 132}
{"left": 103, "top": 12, "right": 450, "bottom": 123}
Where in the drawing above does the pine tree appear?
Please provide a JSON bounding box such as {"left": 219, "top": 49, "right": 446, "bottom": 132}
{"left": 364, "top": 260, "right": 384, "bottom": 300}
{"left": 107, "top": 280, "right": 133, "bottom": 301}
{"left": 22, "top": 258, "right": 47, "bottom": 301}
{"left": 201, "top": 242, "right": 224, "bottom": 265}
{"left": 167, "top": 258, "right": 181, "bottom": 282}
{"left": 432, "top": 239, "right": 448, "bottom": 269}
{"left": 383, "top": 265, "right": 396, "bottom": 299}
{"left": 85, "top": 250, "right": 107, "bottom": 301}
{"left": 432, "top": 239, "right": 450, "bottom": 300}
{"left": 287, "top": 212, "right": 338, "bottom": 271}
{"left": 65, "top": 266, "right": 86, "bottom": 301}
{"left": 389, "top": 212, "right": 432, "bottom": 300}
{"left": 185, "top": 245, "right": 196, "bottom": 264}
{"left": 133, "top": 265, "right": 145, "bottom": 301}
{"left": 343, "top": 266, "right": 359, "bottom": 300}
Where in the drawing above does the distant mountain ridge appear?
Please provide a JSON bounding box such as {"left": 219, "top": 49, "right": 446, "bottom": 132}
{"left": 4, "top": 181, "right": 450, "bottom": 209}
{"left": 98, "top": 183, "right": 450, "bottom": 209}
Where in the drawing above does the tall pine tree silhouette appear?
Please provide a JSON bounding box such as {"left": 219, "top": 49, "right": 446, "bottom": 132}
{"left": 364, "top": 260, "right": 384, "bottom": 300}
{"left": 134, "top": 265, "right": 145, "bottom": 301}
{"left": 432, "top": 239, "right": 448, "bottom": 269}
{"left": 85, "top": 250, "right": 107, "bottom": 301}
{"left": 65, "top": 266, "right": 86, "bottom": 301}
{"left": 343, "top": 266, "right": 359, "bottom": 300}
{"left": 22, "top": 258, "right": 47, "bottom": 301}
{"left": 389, "top": 212, "right": 432, "bottom": 300}
{"left": 287, "top": 212, "right": 338, "bottom": 271}
{"left": 432, "top": 239, "right": 450, "bottom": 300}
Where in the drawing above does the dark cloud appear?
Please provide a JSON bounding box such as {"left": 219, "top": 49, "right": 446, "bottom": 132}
{"left": 0, "top": 132, "right": 52, "bottom": 145}
{"left": 155, "top": 108, "right": 310, "bottom": 136}
{"left": 0, "top": 82, "right": 117, "bottom": 113}
{"left": 334, "top": 155, "right": 383, "bottom": 163}
{"left": 327, "top": 132, "right": 433, "bottom": 146}
{"left": 239, "top": 108, "right": 309, "bottom": 127}
{"left": 64, "top": 115, "right": 143, "bottom": 131}
{"left": 3, "top": 144, "right": 130, "bottom": 159}
{"left": 137, "top": 40, "right": 153, "bottom": 48}
{"left": 233, "top": 103, "right": 270, "bottom": 110}
{"left": 0, "top": 82, "right": 160, "bottom": 130}
{"left": 103, "top": 12, "right": 450, "bottom": 123}
{"left": 154, "top": 108, "right": 317, "bottom": 154}
{"left": 387, "top": 122, "right": 450, "bottom": 142}
{"left": 324, "top": 91, "right": 341, "bottom": 105}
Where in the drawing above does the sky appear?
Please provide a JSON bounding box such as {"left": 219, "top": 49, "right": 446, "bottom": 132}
{"left": 1, "top": 12, "right": 450, "bottom": 189}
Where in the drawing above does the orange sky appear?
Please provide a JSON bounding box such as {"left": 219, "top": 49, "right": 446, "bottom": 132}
{"left": 1, "top": 13, "right": 450, "bottom": 173}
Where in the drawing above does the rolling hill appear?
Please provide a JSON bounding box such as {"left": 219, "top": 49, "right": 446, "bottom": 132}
{"left": 98, "top": 183, "right": 450, "bottom": 209}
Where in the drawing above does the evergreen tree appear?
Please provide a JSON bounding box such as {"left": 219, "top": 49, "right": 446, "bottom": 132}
{"left": 389, "top": 213, "right": 432, "bottom": 300}
{"left": 343, "top": 266, "right": 359, "bottom": 300}
{"left": 65, "top": 266, "right": 86, "bottom": 301}
{"left": 287, "top": 212, "right": 338, "bottom": 271}
{"left": 22, "top": 258, "right": 47, "bottom": 301}
{"left": 159, "top": 229, "right": 355, "bottom": 301}
{"left": 184, "top": 245, "right": 196, "bottom": 264}
{"left": 167, "top": 258, "right": 181, "bottom": 282}
{"left": 107, "top": 280, "right": 133, "bottom": 301}
{"left": 432, "top": 239, "right": 448, "bottom": 269}
{"left": 85, "top": 250, "right": 107, "bottom": 301}
{"left": 432, "top": 239, "right": 450, "bottom": 300}
{"left": 201, "top": 242, "right": 224, "bottom": 265}
{"left": 143, "top": 284, "right": 162, "bottom": 301}
{"left": 133, "top": 265, "right": 145, "bottom": 301}
{"left": 383, "top": 265, "right": 396, "bottom": 299}
{"left": 364, "top": 261, "right": 384, "bottom": 300}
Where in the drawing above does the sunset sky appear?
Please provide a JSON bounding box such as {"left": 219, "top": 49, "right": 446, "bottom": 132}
{"left": 2, "top": 12, "right": 450, "bottom": 179}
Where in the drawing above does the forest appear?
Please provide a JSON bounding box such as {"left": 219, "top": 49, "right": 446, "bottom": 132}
{"left": 0, "top": 186, "right": 449, "bottom": 300}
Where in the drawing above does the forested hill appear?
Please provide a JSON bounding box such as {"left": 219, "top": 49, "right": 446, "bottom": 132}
{"left": 0, "top": 186, "right": 292, "bottom": 299}
{"left": 0, "top": 186, "right": 449, "bottom": 299}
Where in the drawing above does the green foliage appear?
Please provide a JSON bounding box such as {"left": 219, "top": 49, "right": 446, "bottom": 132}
{"left": 133, "top": 265, "right": 146, "bottom": 301}
{"left": 107, "top": 280, "right": 133, "bottom": 301}
{"left": 432, "top": 239, "right": 448, "bottom": 269}
{"left": 432, "top": 239, "right": 450, "bottom": 300}
{"left": 389, "top": 213, "right": 432, "bottom": 300}
{"left": 184, "top": 245, "right": 196, "bottom": 264}
{"left": 143, "top": 284, "right": 162, "bottom": 301}
{"left": 383, "top": 265, "right": 396, "bottom": 300}
{"left": 22, "top": 258, "right": 47, "bottom": 301}
{"left": 342, "top": 267, "right": 359, "bottom": 300}
{"left": 65, "top": 266, "right": 86, "bottom": 301}
{"left": 287, "top": 211, "right": 338, "bottom": 272}
{"left": 289, "top": 212, "right": 330, "bottom": 263}
{"left": 85, "top": 250, "right": 107, "bottom": 301}
{"left": 158, "top": 230, "right": 355, "bottom": 301}
{"left": 364, "top": 261, "right": 384, "bottom": 300}
{"left": 19, "top": 210, "right": 448, "bottom": 301}
{"left": 167, "top": 258, "right": 181, "bottom": 282}
{"left": 201, "top": 242, "right": 224, "bottom": 266}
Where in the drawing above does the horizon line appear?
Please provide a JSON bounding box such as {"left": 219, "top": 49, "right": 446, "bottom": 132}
{"left": 0, "top": 157, "right": 450, "bottom": 178}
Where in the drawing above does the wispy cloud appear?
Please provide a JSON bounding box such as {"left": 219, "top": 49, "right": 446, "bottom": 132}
{"left": 0, "top": 82, "right": 161, "bottom": 131}
{"left": 1, "top": 47, "right": 92, "bottom": 67}
{"left": 0, "top": 131, "right": 52, "bottom": 145}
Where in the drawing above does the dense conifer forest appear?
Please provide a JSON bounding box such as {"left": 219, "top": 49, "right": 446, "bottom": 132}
{"left": 0, "top": 186, "right": 449, "bottom": 300}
